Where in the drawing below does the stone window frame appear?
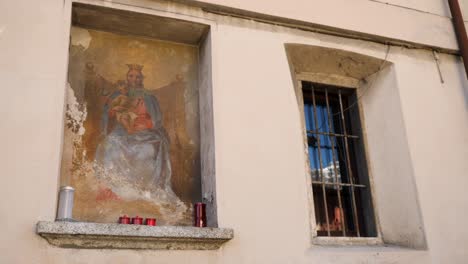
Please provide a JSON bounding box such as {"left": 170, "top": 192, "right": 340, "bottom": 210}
{"left": 286, "top": 44, "right": 427, "bottom": 248}
{"left": 36, "top": 1, "right": 233, "bottom": 250}
{"left": 295, "top": 73, "right": 382, "bottom": 246}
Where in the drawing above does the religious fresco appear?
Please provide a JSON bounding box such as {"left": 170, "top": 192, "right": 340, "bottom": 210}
{"left": 60, "top": 26, "right": 200, "bottom": 225}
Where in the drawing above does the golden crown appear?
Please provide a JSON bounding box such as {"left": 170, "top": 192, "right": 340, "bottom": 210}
{"left": 126, "top": 64, "right": 144, "bottom": 71}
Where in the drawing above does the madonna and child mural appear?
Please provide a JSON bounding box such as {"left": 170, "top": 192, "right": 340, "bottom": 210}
{"left": 60, "top": 26, "right": 201, "bottom": 225}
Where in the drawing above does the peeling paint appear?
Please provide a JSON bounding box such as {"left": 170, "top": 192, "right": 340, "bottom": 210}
{"left": 65, "top": 83, "right": 87, "bottom": 136}
{"left": 70, "top": 27, "right": 91, "bottom": 50}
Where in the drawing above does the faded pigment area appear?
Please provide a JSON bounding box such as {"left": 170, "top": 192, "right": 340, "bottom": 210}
{"left": 61, "top": 26, "right": 201, "bottom": 225}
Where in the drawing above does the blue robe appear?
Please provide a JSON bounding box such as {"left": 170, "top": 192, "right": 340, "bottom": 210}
{"left": 94, "top": 88, "right": 173, "bottom": 200}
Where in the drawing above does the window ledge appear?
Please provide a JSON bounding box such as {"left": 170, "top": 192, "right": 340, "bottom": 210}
{"left": 36, "top": 221, "right": 234, "bottom": 250}
{"left": 312, "top": 236, "right": 383, "bottom": 247}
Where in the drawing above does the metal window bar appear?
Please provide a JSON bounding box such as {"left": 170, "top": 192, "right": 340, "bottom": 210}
{"left": 306, "top": 130, "right": 359, "bottom": 139}
{"left": 306, "top": 85, "right": 367, "bottom": 237}
{"left": 311, "top": 86, "right": 331, "bottom": 236}
{"left": 338, "top": 90, "right": 361, "bottom": 237}
{"left": 311, "top": 181, "right": 366, "bottom": 188}
{"left": 325, "top": 89, "right": 346, "bottom": 236}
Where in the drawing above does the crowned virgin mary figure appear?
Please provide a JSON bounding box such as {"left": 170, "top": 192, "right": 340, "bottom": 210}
{"left": 94, "top": 64, "right": 183, "bottom": 209}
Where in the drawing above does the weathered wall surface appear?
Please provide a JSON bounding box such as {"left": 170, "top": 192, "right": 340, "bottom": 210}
{"left": 177, "top": 0, "right": 468, "bottom": 52}
{"left": 64, "top": 27, "right": 200, "bottom": 225}
{"left": 0, "top": 0, "right": 467, "bottom": 263}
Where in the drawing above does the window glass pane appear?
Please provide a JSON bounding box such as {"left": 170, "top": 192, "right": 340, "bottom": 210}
{"left": 335, "top": 136, "right": 352, "bottom": 185}
{"left": 303, "top": 82, "right": 376, "bottom": 238}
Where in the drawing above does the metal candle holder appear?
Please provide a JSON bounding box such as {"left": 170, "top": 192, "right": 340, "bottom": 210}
{"left": 56, "top": 186, "right": 75, "bottom": 222}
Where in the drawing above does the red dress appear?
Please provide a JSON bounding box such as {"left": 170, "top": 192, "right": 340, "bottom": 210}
{"left": 132, "top": 97, "right": 153, "bottom": 132}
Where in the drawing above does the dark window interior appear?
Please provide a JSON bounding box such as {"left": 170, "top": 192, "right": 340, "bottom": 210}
{"left": 302, "top": 81, "right": 377, "bottom": 237}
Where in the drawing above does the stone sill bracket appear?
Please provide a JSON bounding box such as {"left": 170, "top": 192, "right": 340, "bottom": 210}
{"left": 36, "top": 221, "right": 234, "bottom": 250}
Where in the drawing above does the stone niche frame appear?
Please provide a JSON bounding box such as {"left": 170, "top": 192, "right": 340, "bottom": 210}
{"left": 285, "top": 43, "right": 427, "bottom": 249}
{"left": 36, "top": 2, "right": 232, "bottom": 250}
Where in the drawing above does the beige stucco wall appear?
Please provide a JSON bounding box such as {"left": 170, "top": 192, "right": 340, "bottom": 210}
{"left": 1, "top": 0, "right": 467, "bottom": 263}
{"left": 175, "top": 0, "right": 468, "bottom": 52}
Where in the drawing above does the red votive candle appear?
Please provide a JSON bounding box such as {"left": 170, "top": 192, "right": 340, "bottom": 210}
{"left": 194, "top": 202, "right": 207, "bottom": 227}
{"left": 119, "top": 215, "right": 130, "bottom": 224}
{"left": 145, "top": 218, "right": 157, "bottom": 226}
{"left": 131, "top": 216, "right": 143, "bottom": 225}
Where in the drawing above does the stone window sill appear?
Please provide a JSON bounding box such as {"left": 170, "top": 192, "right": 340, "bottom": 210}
{"left": 311, "top": 236, "right": 383, "bottom": 247}
{"left": 36, "top": 221, "right": 234, "bottom": 250}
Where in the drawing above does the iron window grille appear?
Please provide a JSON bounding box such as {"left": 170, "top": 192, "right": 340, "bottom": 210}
{"left": 302, "top": 81, "right": 377, "bottom": 237}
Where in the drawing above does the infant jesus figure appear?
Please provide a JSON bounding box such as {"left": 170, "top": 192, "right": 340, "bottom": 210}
{"left": 110, "top": 80, "right": 138, "bottom": 133}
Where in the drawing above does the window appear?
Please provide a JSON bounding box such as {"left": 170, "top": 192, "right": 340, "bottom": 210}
{"left": 287, "top": 44, "right": 426, "bottom": 247}
{"left": 302, "top": 81, "right": 377, "bottom": 238}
